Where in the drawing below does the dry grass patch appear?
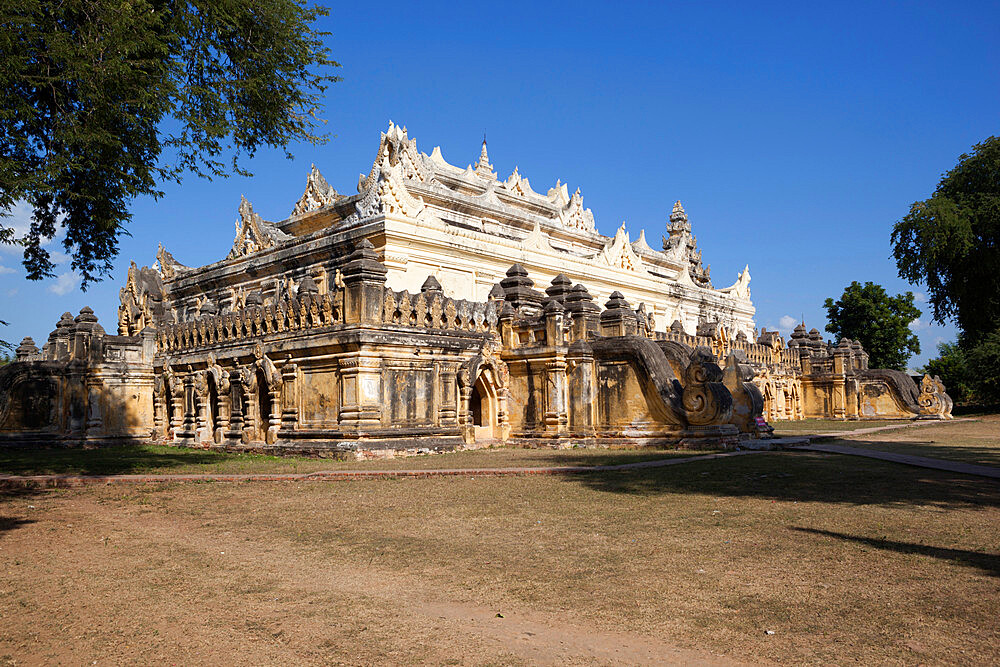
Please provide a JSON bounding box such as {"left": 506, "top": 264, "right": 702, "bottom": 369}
{"left": 0, "top": 443, "right": 715, "bottom": 477}
{"left": 827, "top": 414, "right": 1000, "bottom": 467}
{"left": 1, "top": 452, "right": 998, "bottom": 665}
{"left": 771, "top": 418, "right": 903, "bottom": 435}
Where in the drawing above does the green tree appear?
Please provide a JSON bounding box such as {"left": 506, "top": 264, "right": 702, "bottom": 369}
{"left": 0, "top": 0, "right": 340, "bottom": 287}
{"left": 891, "top": 136, "right": 1000, "bottom": 342}
{"left": 823, "top": 281, "right": 921, "bottom": 371}
{"left": 965, "top": 328, "right": 1000, "bottom": 404}
{"left": 920, "top": 340, "right": 971, "bottom": 404}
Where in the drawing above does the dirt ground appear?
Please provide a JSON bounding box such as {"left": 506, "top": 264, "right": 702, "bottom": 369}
{"left": 2, "top": 419, "right": 999, "bottom": 665}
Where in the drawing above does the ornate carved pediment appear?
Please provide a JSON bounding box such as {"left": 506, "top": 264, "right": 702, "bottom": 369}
{"left": 348, "top": 122, "right": 434, "bottom": 225}
{"left": 547, "top": 180, "right": 570, "bottom": 208}
{"left": 155, "top": 244, "right": 188, "bottom": 281}
{"left": 228, "top": 196, "right": 292, "bottom": 259}
{"left": 346, "top": 163, "right": 429, "bottom": 226}
{"left": 557, "top": 188, "right": 596, "bottom": 233}
{"left": 358, "top": 121, "right": 431, "bottom": 195}
{"left": 503, "top": 167, "right": 538, "bottom": 197}
{"left": 521, "top": 220, "right": 553, "bottom": 252}
{"left": 292, "top": 164, "right": 341, "bottom": 216}
{"left": 597, "top": 224, "right": 646, "bottom": 272}
{"left": 119, "top": 259, "right": 168, "bottom": 335}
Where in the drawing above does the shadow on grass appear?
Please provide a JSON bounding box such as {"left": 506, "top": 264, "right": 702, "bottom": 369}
{"left": 565, "top": 452, "right": 1000, "bottom": 510}
{"left": 0, "top": 444, "right": 231, "bottom": 476}
{"left": 791, "top": 526, "right": 1000, "bottom": 577}
{"left": 825, "top": 437, "right": 1000, "bottom": 468}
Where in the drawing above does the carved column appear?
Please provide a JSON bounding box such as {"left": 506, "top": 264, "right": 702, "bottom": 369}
{"left": 85, "top": 376, "right": 103, "bottom": 436}
{"left": 227, "top": 369, "right": 246, "bottom": 442}
{"left": 168, "top": 380, "right": 184, "bottom": 439}
{"left": 567, "top": 343, "right": 597, "bottom": 437}
{"left": 179, "top": 371, "right": 197, "bottom": 443}
{"left": 266, "top": 388, "right": 282, "bottom": 445}
{"left": 153, "top": 378, "right": 165, "bottom": 439}
{"left": 280, "top": 357, "right": 299, "bottom": 433}
{"left": 194, "top": 371, "right": 210, "bottom": 445}
{"left": 544, "top": 359, "right": 569, "bottom": 434}
{"left": 437, "top": 362, "right": 459, "bottom": 426}
{"left": 338, "top": 353, "right": 382, "bottom": 429}
{"left": 457, "top": 368, "right": 474, "bottom": 444}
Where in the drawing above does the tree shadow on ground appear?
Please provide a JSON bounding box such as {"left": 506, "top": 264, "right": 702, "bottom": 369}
{"left": 790, "top": 526, "right": 1000, "bottom": 577}
{"left": 0, "top": 515, "right": 35, "bottom": 537}
{"left": 562, "top": 451, "right": 1000, "bottom": 510}
{"left": 0, "top": 487, "right": 46, "bottom": 539}
{"left": 0, "top": 444, "right": 227, "bottom": 476}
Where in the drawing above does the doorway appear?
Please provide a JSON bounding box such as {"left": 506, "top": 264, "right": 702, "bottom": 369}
{"left": 470, "top": 371, "right": 498, "bottom": 442}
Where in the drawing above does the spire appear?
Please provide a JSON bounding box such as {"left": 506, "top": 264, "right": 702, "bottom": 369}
{"left": 475, "top": 137, "right": 495, "bottom": 178}
{"left": 669, "top": 200, "right": 689, "bottom": 231}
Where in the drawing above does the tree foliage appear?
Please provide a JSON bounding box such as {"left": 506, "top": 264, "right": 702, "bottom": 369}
{"left": 823, "top": 281, "right": 921, "bottom": 371}
{"left": 0, "top": 0, "right": 340, "bottom": 287}
{"left": 965, "top": 329, "right": 1000, "bottom": 405}
{"left": 891, "top": 136, "right": 1000, "bottom": 342}
{"left": 922, "top": 332, "right": 1000, "bottom": 406}
{"left": 921, "top": 340, "right": 972, "bottom": 404}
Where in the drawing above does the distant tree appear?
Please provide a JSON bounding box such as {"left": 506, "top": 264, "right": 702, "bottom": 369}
{"left": 823, "top": 281, "right": 921, "bottom": 371}
{"left": 920, "top": 340, "right": 972, "bottom": 404}
{"left": 965, "top": 329, "right": 1000, "bottom": 405}
{"left": 891, "top": 136, "right": 1000, "bottom": 343}
{"left": 0, "top": 0, "right": 340, "bottom": 288}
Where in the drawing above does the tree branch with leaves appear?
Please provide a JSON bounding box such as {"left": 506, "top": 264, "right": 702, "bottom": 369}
{"left": 0, "top": 0, "right": 340, "bottom": 288}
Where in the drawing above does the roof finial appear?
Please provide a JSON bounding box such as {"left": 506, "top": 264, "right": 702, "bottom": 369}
{"left": 668, "top": 199, "right": 690, "bottom": 234}
{"left": 475, "top": 133, "right": 494, "bottom": 178}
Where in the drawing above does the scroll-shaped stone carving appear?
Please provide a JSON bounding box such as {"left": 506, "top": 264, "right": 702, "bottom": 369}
{"left": 722, "top": 352, "right": 771, "bottom": 437}
{"left": 918, "top": 373, "right": 954, "bottom": 419}
{"left": 253, "top": 342, "right": 284, "bottom": 391}
{"left": 681, "top": 348, "right": 733, "bottom": 426}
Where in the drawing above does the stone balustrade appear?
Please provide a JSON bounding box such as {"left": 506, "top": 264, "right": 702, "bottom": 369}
{"left": 382, "top": 287, "right": 498, "bottom": 334}
{"left": 157, "top": 290, "right": 344, "bottom": 353}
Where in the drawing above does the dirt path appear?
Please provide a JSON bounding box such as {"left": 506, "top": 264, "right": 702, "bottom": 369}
{"left": 0, "top": 489, "right": 742, "bottom": 666}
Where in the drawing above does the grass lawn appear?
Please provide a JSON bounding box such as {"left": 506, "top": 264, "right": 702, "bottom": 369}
{"left": 0, "top": 443, "right": 715, "bottom": 477}
{"left": 828, "top": 414, "right": 1000, "bottom": 468}
{"left": 1, "top": 451, "right": 997, "bottom": 664}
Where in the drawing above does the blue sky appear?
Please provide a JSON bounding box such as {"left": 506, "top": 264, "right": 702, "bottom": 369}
{"left": 2, "top": 1, "right": 998, "bottom": 369}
